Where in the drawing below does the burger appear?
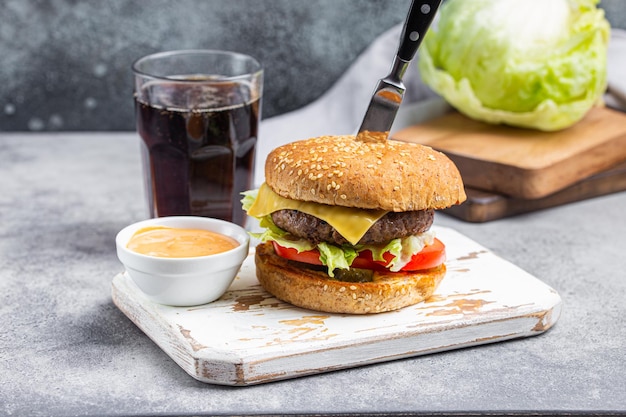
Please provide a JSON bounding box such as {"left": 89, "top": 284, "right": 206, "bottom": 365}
{"left": 242, "top": 132, "right": 466, "bottom": 314}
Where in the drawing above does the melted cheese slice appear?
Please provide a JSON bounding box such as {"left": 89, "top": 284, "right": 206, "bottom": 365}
{"left": 247, "top": 183, "right": 388, "bottom": 245}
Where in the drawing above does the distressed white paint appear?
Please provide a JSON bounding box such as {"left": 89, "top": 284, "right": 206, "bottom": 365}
{"left": 111, "top": 226, "right": 562, "bottom": 386}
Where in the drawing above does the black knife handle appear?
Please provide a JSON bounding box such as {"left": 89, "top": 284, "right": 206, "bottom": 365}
{"left": 397, "top": 0, "right": 442, "bottom": 62}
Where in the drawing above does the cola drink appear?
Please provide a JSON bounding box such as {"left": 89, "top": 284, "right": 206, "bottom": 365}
{"left": 135, "top": 80, "right": 259, "bottom": 226}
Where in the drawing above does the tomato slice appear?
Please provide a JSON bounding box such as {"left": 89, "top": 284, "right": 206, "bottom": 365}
{"left": 272, "top": 242, "right": 325, "bottom": 266}
{"left": 271, "top": 238, "right": 446, "bottom": 272}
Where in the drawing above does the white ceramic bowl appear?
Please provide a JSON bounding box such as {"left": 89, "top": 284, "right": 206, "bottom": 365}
{"left": 115, "top": 216, "right": 250, "bottom": 306}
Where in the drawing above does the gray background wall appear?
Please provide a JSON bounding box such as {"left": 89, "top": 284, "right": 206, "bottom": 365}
{"left": 1, "top": 0, "right": 624, "bottom": 132}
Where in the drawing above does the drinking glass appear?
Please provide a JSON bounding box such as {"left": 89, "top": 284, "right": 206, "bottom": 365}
{"left": 132, "top": 50, "right": 263, "bottom": 226}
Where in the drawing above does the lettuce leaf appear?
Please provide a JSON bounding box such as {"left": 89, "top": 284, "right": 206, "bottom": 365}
{"left": 240, "top": 189, "right": 258, "bottom": 213}
{"left": 318, "top": 242, "right": 358, "bottom": 273}
{"left": 369, "top": 233, "right": 435, "bottom": 272}
{"left": 418, "top": 0, "right": 610, "bottom": 131}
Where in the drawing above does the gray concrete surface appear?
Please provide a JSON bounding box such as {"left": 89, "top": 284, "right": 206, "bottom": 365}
{"left": 1, "top": 132, "right": 624, "bottom": 416}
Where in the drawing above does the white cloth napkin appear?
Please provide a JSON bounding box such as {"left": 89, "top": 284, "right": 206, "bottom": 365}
{"left": 255, "top": 25, "right": 626, "bottom": 187}
{"left": 606, "top": 29, "right": 626, "bottom": 109}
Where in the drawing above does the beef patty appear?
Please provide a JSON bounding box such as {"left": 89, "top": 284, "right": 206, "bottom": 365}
{"left": 271, "top": 209, "right": 434, "bottom": 246}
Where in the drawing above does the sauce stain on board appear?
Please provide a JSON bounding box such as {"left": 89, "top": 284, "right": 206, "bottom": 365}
{"left": 232, "top": 293, "right": 282, "bottom": 312}
{"left": 426, "top": 298, "right": 494, "bottom": 317}
{"left": 233, "top": 294, "right": 267, "bottom": 311}
{"left": 262, "top": 315, "right": 339, "bottom": 345}
{"left": 418, "top": 289, "right": 494, "bottom": 317}
{"left": 456, "top": 250, "right": 489, "bottom": 261}
{"left": 178, "top": 325, "right": 208, "bottom": 352}
{"left": 279, "top": 315, "right": 330, "bottom": 327}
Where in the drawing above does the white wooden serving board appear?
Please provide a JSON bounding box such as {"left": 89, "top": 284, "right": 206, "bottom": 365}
{"left": 111, "top": 226, "right": 562, "bottom": 386}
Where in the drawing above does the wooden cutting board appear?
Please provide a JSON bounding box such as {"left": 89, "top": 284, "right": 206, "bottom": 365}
{"left": 112, "top": 227, "right": 561, "bottom": 386}
{"left": 444, "top": 160, "right": 626, "bottom": 222}
{"left": 392, "top": 107, "right": 626, "bottom": 199}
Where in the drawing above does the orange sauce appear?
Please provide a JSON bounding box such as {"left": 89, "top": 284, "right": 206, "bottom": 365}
{"left": 127, "top": 226, "right": 238, "bottom": 258}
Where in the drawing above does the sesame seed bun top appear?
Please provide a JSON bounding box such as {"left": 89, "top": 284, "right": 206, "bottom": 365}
{"left": 264, "top": 133, "right": 467, "bottom": 211}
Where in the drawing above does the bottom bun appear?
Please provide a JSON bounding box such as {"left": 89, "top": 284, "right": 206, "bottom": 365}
{"left": 254, "top": 242, "right": 446, "bottom": 314}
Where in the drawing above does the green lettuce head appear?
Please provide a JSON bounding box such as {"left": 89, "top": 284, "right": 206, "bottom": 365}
{"left": 418, "top": 0, "right": 610, "bottom": 131}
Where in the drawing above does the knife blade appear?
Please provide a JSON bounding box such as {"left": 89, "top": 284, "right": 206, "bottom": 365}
{"left": 357, "top": 0, "right": 442, "bottom": 137}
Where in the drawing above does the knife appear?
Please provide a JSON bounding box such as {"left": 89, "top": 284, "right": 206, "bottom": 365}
{"left": 357, "top": 0, "right": 442, "bottom": 137}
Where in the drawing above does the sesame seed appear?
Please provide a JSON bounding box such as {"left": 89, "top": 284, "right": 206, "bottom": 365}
{"left": 349, "top": 285, "right": 357, "bottom": 290}
{"left": 340, "top": 194, "right": 347, "bottom": 199}
{"left": 310, "top": 188, "right": 316, "bottom": 195}
{"left": 339, "top": 286, "right": 346, "bottom": 292}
